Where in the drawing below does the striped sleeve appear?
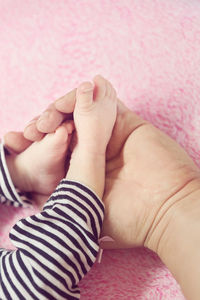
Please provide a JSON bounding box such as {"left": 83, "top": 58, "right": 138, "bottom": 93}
{"left": 0, "top": 142, "right": 31, "bottom": 207}
{"left": 0, "top": 179, "right": 104, "bottom": 300}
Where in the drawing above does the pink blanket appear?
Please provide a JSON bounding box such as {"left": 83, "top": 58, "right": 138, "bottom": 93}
{"left": 1, "top": 0, "right": 200, "bottom": 298}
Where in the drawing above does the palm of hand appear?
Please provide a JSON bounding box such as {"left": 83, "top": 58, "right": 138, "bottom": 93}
{"left": 101, "top": 104, "right": 199, "bottom": 248}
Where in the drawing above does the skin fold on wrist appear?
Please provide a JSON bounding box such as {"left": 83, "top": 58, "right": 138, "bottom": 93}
{"left": 145, "top": 178, "right": 200, "bottom": 300}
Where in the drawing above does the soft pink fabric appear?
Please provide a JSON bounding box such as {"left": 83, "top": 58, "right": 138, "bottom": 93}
{"left": 1, "top": 0, "right": 200, "bottom": 298}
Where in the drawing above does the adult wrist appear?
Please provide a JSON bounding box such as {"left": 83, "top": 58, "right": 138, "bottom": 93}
{"left": 145, "top": 178, "right": 200, "bottom": 300}
{"left": 145, "top": 178, "right": 200, "bottom": 254}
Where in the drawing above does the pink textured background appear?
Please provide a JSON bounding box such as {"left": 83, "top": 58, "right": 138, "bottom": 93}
{"left": 1, "top": 0, "right": 200, "bottom": 299}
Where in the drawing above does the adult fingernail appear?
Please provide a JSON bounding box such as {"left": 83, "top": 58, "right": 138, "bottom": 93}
{"left": 55, "top": 95, "right": 65, "bottom": 104}
{"left": 38, "top": 110, "right": 50, "bottom": 122}
{"left": 55, "top": 89, "right": 77, "bottom": 104}
{"left": 26, "top": 119, "right": 36, "bottom": 127}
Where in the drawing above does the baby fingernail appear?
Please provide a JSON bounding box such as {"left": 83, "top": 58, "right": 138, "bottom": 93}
{"left": 79, "top": 83, "right": 94, "bottom": 93}
{"left": 81, "top": 87, "right": 94, "bottom": 93}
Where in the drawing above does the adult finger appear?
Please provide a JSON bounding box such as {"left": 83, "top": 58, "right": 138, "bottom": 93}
{"left": 31, "top": 88, "right": 76, "bottom": 136}
{"left": 23, "top": 89, "right": 76, "bottom": 141}
{"left": 24, "top": 117, "right": 45, "bottom": 141}
{"left": 36, "top": 103, "right": 72, "bottom": 133}
{"left": 3, "top": 131, "right": 32, "bottom": 154}
{"left": 54, "top": 88, "right": 76, "bottom": 113}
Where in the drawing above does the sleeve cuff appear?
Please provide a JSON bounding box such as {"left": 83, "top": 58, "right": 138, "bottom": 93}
{"left": 0, "top": 141, "right": 32, "bottom": 207}
{"left": 44, "top": 179, "right": 105, "bottom": 239}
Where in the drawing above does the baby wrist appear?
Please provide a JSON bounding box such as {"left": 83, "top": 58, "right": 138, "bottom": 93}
{"left": 66, "top": 148, "right": 106, "bottom": 198}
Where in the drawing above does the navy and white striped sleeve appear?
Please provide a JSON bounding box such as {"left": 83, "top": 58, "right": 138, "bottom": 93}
{"left": 0, "top": 179, "right": 104, "bottom": 300}
{"left": 0, "top": 142, "right": 31, "bottom": 207}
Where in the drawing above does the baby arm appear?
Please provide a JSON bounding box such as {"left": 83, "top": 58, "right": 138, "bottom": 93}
{"left": 0, "top": 77, "right": 117, "bottom": 300}
{"left": 0, "top": 127, "right": 104, "bottom": 299}
{"left": 0, "top": 180, "right": 104, "bottom": 300}
{"left": 66, "top": 79, "right": 117, "bottom": 199}
{"left": 0, "top": 122, "right": 105, "bottom": 299}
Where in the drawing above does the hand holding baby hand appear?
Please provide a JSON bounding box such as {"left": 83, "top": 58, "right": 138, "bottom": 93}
{"left": 4, "top": 76, "right": 200, "bottom": 254}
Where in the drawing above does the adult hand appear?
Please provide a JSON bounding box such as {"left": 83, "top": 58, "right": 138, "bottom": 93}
{"left": 4, "top": 75, "right": 200, "bottom": 252}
